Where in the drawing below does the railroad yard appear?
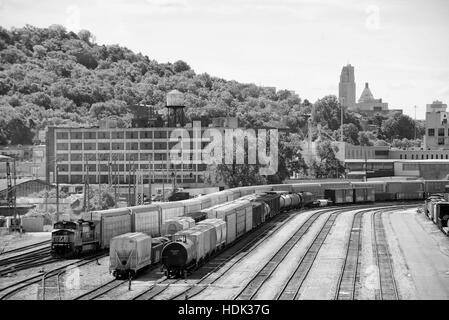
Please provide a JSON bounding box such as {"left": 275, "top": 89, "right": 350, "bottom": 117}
{"left": 1, "top": 202, "right": 449, "bottom": 300}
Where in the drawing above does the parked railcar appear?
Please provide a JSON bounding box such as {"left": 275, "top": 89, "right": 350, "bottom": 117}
{"left": 299, "top": 191, "right": 314, "bottom": 207}
{"left": 424, "top": 180, "right": 449, "bottom": 196}
{"left": 51, "top": 220, "right": 99, "bottom": 257}
{"left": 109, "top": 233, "right": 170, "bottom": 279}
{"left": 434, "top": 202, "right": 449, "bottom": 232}
{"left": 353, "top": 187, "right": 375, "bottom": 203}
{"left": 109, "top": 232, "right": 152, "bottom": 279}
{"left": 184, "top": 211, "right": 208, "bottom": 223}
{"left": 162, "top": 216, "right": 195, "bottom": 236}
{"left": 257, "top": 192, "right": 281, "bottom": 217}
{"left": 324, "top": 188, "right": 354, "bottom": 204}
{"left": 130, "top": 205, "right": 160, "bottom": 237}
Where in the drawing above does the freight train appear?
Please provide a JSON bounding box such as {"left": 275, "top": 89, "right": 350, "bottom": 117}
{"left": 423, "top": 193, "right": 449, "bottom": 236}
{"left": 51, "top": 179, "right": 449, "bottom": 258}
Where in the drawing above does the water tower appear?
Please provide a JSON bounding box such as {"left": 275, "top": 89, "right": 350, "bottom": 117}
{"left": 166, "top": 90, "right": 186, "bottom": 127}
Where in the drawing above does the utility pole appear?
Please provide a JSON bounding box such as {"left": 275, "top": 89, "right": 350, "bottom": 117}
{"left": 98, "top": 154, "right": 101, "bottom": 204}
{"left": 84, "top": 158, "right": 90, "bottom": 215}
{"left": 113, "top": 155, "right": 118, "bottom": 208}
{"left": 132, "top": 161, "right": 136, "bottom": 206}
{"left": 148, "top": 155, "right": 152, "bottom": 204}
{"left": 127, "top": 158, "right": 131, "bottom": 207}
{"left": 55, "top": 160, "right": 59, "bottom": 222}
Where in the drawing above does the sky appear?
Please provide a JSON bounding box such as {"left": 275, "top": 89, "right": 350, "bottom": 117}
{"left": 1, "top": 0, "right": 448, "bottom": 120}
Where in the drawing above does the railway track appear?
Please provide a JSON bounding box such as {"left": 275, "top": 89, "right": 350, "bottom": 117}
{"left": 334, "top": 210, "right": 365, "bottom": 300}
{"left": 275, "top": 212, "right": 338, "bottom": 300}
{"left": 167, "top": 207, "right": 357, "bottom": 300}
{"left": 73, "top": 279, "right": 127, "bottom": 300}
{"left": 132, "top": 208, "right": 312, "bottom": 300}
{"left": 372, "top": 210, "right": 399, "bottom": 300}
{"left": 234, "top": 210, "right": 325, "bottom": 300}
{"left": 0, "top": 240, "right": 51, "bottom": 256}
{"left": 0, "top": 252, "right": 108, "bottom": 300}
{"left": 148, "top": 202, "right": 418, "bottom": 301}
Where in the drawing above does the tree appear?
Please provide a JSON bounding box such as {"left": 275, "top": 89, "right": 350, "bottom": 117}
{"left": 382, "top": 114, "right": 417, "bottom": 141}
{"left": 173, "top": 60, "right": 191, "bottom": 73}
{"left": 313, "top": 140, "right": 345, "bottom": 178}
{"left": 333, "top": 123, "right": 360, "bottom": 145}
{"left": 5, "top": 118, "right": 34, "bottom": 145}
{"left": 358, "top": 131, "right": 374, "bottom": 146}
{"left": 215, "top": 164, "right": 266, "bottom": 188}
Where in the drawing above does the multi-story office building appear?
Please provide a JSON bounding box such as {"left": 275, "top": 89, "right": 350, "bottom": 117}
{"left": 46, "top": 121, "right": 212, "bottom": 187}
{"left": 424, "top": 100, "right": 449, "bottom": 149}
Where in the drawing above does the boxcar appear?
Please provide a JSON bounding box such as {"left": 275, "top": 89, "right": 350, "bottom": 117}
{"left": 109, "top": 232, "right": 152, "bottom": 279}
{"left": 324, "top": 188, "right": 353, "bottom": 204}
{"left": 256, "top": 193, "right": 281, "bottom": 217}
{"left": 435, "top": 202, "right": 449, "bottom": 230}
{"left": 130, "top": 205, "right": 160, "bottom": 237}
{"left": 182, "top": 199, "right": 202, "bottom": 214}
{"left": 198, "top": 219, "right": 227, "bottom": 250}
{"left": 158, "top": 202, "right": 185, "bottom": 223}
{"left": 162, "top": 217, "right": 195, "bottom": 236}
{"left": 91, "top": 208, "right": 132, "bottom": 249}
{"left": 424, "top": 180, "right": 449, "bottom": 195}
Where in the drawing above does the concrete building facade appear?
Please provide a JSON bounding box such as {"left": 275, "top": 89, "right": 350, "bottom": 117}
{"left": 424, "top": 100, "right": 449, "bottom": 150}
{"left": 338, "top": 64, "right": 356, "bottom": 110}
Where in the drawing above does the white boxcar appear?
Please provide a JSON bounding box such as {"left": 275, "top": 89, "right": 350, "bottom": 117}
{"left": 130, "top": 205, "right": 160, "bottom": 237}
{"left": 158, "top": 202, "right": 185, "bottom": 223}
{"left": 182, "top": 199, "right": 202, "bottom": 214}
{"left": 191, "top": 224, "right": 216, "bottom": 257}
{"left": 100, "top": 208, "right": 132, "bottom": 249}
{"left": 198, "top": 219, "right": 227, "bottom": 249}
{"left": 225, "top": 212, "right": 237, "bottom": 244}
{"left": 175, "top": 228, "right": 207, "bottom": 262}
{"left": 109, "top": 232, "right": 152, "bottom": 279}
{"left": 162, "top": 217, "right": 195, "bottom": 236}
{"left": 199, "top": 197, "right": 212, "bottom": 210}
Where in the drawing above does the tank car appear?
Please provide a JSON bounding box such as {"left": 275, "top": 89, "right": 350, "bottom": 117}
{"left": 51, "top": 220, "right": 99, "bottom": 257}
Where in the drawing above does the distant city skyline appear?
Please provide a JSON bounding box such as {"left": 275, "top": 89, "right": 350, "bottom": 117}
{"left": 1, "top": 0, "right": 448, "bottom": 120}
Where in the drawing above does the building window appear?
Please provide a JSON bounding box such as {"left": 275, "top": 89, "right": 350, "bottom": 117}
{"left": 57, "top": 154, "right": 69, "bottom": 161}
{"left": 70, "top": 132, "right": 82, "bottom": 140}
{"left": 56, "top": 143, "right": 68, "bottom": 150}
{"left": 431, "top": 154, "right": 434, "bottom": 159}
{"left": 111, "top": 143, "right": 123, "bottom": 150}
{"left": 446, "top": 155, "right": 448, "bottom": 159}
{"left": 411, "top": 154, "right": 414, "bottom": 159}
{"left": 422, "top": 155, "right": 424, "bottom": 159}
{"left": 441, "top": 154, "right": 444, "bottom": 159}
{"left": 112, "top": 132, "right": 124, "bottom": 139}
{"left": 98, "top": 143, "right": 110, "bottom": 150}
{"left": 438, "top": 128, "right": 445, "bottom": 136}
{"left": 404, "top": 154, "right": 407, "bottom": 159}
{"left": 71, "top": 143, "right": 82, "bottom": 150}
{"left": 140, "top": 131, "right": 152, "bottom": 139}
{"left": 126, "top": 131, "right": 139, "bottom": 139}
{"left": 126, "top": 142, "right": 139, "bottom": 150}
{"left": 56, "top": 132, "right": 68, "bottom": 139}
{"left": 399, "top": 154, "right": 402, "bottom": 159}
{"left": 436, "top": 154, "right": 439, "bottom": 159}
{"left": 71, "top": 164, "right": 82, "bottom": 172}
{"left": 84, "top": 143, "right": 96, "bottom": 150}
{"left": 98, "top": 131, "right": 110, "bottom": 139}
{"left": 428, "top": 129, "right": 435, "bottom": 136}
{"left": 438, "top": 137, "right": 444, "bottom": 145}
{"left": 84, "top": 132, "right": 96, "bottom": 140}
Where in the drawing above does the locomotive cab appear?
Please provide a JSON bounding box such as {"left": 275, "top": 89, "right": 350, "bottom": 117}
{"left": 51, "top": 220, "right": 99, "bottom": 258}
